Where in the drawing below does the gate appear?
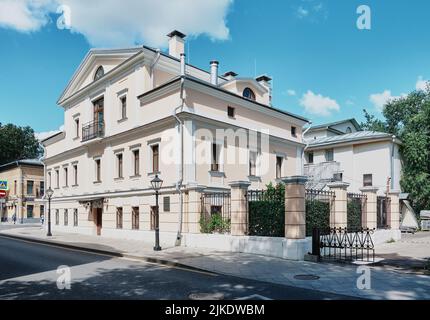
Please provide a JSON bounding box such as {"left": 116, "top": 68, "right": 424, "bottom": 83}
{"left": 200, "top": 192, "right": 231, "bottom": 234}
{"left": 377, "top": 196, "right": 391, "bottom": 229}
{"left": 312, "top": 227, "right": 375, "bottom": 262}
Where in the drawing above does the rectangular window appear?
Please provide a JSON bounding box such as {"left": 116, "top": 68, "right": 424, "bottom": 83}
{"left": 249, "top": 151, "right": 257, "bottom": 177}
{"left": 40, "top": 205, "right": 45, "bottom": 217}
{"left": 40, "top": 181, "right": 45, "bottom": 197}
{"left": 325, "top": 149, "right": 334, "bottom": 162}
{"left": 133, "top": 149, "right": 140, "bottom": 176}
{"left": 55, "top": 209, "right": 59, "bottom": 225}
{"left": 64, "top": 209, "right": 68, "bottom": 226}
{"left": 55, "top": 169, "right": 59, "bottom": 188}
{"left": 120, "top": 96, "right": 127, "bottom": 120}
{"left": 27, "top": 181, "right": 34, "bottom": 195}
{"left": 151, "top": 145, "right": 159, "bottom": 173}
{"left": 291, "top": 126, "right": 297, "bottom": 137}
{"left": 73, "top": 209, "right": 78, "bottom": 227}
{"left": 73, "top": 164, "right": 78, "bottom": 185}
{"left": 64, "top": 167, "right": 68, "bottom": 187}
{"left": 363, "top": 174, "right": 373, "bottom": 187}
{"left": 27, "top": 205, "right": 34, "bottom": 218}
{"left": 211, "top": 143, "right": 220, "bottom": 172}
{"left": 276, "top": 156, "right": 283, "bottom": 179}
{"left": 116, "top": 207, "right": 123, "bottom": 229}
{"left": 117, "top": 153, "right": 123, "bottom": 178}
{"left": 308, "top": 152, "right": 314, "bottom": 164}
{"left": 95, "top": 159, "right": 101, "bottom": 182}
{"left": 163, "top": 196, "right": 170, "bottom": 212}
{"left": 227, "top": 106, "right": 235, "bottom": 118}
{"left": 132, "top": 207, "right": 139, "bottom": 230}
{"left": 75, "top": 118, "right": 80, "bottom": 138}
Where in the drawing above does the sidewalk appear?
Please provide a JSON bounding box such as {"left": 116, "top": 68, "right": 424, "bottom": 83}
{"left": 1, "top": 226, "right": 429, "bottom": 300}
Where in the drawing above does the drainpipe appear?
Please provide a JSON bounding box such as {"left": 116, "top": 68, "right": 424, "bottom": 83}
{"left": 301, "top": 121, "right": 313, "bottom": 175}
{"left": 390, "top": 135, "right": 396, "bottom": 191}
{"left": 173, "top": 53, "right": 186, "bottom": 246}
{"left": 150, "top": 49, "right": 161, "bottom": 88}
{"left": 39, "top": 143, "right": 47, "bottom": 223}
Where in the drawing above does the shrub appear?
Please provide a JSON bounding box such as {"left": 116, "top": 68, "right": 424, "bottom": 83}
{"left": 347, "top": 199, "right": 362, "bottom": 230}
{"left": 306, "top": 199, "right": 330, "bottom": 236}
{"left": 199, "top": 213, "right": 230, "bottom": 234}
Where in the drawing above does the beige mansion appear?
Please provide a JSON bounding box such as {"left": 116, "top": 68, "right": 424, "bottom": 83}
{"left": 42, "top": 31, "right": 309, "bottom": 242}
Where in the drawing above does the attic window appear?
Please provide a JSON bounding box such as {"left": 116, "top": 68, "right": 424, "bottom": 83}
{"left": 346, "top": 127, "right": 352, "bottom": 133}
{"left": 94, "top": 66, "right": 105, "bottom": 81}
{"left": 243, "top": 87, "right": 256, "bottom": 101}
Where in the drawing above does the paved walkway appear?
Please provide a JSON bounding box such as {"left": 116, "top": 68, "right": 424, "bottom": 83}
{"left": 1, "top": 226, "right": 429, "bottom": 300}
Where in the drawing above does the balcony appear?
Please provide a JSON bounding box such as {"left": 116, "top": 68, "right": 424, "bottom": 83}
{"left": 82, "top": 120, "right": 105, "bottom": 142}
{"left": 304, "top": 161, "right": 342, "bottom": 189}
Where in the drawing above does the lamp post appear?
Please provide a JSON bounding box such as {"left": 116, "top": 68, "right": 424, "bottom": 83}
{"left": 150, "top": 175, "right": 163, "bottom": 251}
{"left": 46, "top": 187, "right": 54, "bottom": 237}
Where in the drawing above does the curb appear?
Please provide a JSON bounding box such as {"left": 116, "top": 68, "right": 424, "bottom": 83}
{"left": 0, "top": 233, "right": 218, "bottom": 276}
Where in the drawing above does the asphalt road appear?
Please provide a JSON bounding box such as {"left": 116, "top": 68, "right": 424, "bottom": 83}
{"left": 0, "top": 235, "right": 357, "bottom": 300}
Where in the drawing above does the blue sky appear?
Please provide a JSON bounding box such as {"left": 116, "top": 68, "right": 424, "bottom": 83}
{"left": 0, "top": 0, "right": 429, "bottom": 135}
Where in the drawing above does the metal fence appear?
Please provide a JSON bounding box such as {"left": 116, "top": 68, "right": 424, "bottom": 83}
{"left": 314, "top": 227, "right": 375, "bottom": 262}
{"left": 305, "top": 189, "right": 335, "bottom": 236}
{"left": 200, "top": 192, "right": 231, "bottom": 234}
{"left": 377, "top": 196, "right": 391, "bottom": 229}
{"left": 347, "top": 193, "right": 367, "bottom": 230}
{"left": 247, "top": 187, "right": 285, "bottom": 237}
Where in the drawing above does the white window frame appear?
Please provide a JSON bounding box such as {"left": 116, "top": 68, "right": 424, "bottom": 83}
{"left": 94, "top": 156, "right": 102, "bottom": 183}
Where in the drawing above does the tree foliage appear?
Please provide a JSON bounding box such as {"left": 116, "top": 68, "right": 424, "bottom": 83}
{"left": 0, "top": 123, "right": 42, "bottom": 165}
{"left": 361, "top": 89, "right": 430, "bottom": 213}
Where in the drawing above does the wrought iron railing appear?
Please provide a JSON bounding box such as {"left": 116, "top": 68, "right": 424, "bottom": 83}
{"left": 200, "top": 192, "right": 231, "bottom": 234}
{"left": 314, "top": 227, "right": 375, "bottom": 262}
{"left": 82, "top": 120, "right": 105, "bottom": 142}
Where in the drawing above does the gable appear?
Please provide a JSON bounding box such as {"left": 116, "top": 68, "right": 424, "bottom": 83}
{"left": 58, "top": 48, "right": 142, "bottom": 105}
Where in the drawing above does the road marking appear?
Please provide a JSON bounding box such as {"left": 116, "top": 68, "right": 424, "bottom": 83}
{"left": 235, "top": 294, "right": 272, "bottom": 300}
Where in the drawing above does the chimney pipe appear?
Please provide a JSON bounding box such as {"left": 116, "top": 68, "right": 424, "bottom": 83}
{"left": 210, "top": 60, "right": 219, "bottom": 86}
{"left": 180, "top": 53, "right": 186, "bottom": 76}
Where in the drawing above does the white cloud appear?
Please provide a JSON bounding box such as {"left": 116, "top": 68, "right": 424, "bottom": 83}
{"left": 0, "top": 0, "right": 233, "bottom": 47}
{"left": 369, "top": 90, "right": 406, "bottom": 112}
{"left": 300, "top": 90, "right": 340, "bottom": 116}
{"left": 416, "top": 76, "right": 428, "bottom": 91}
{"left": 296, "top": 6, "right": 309, "bottom": 18}
{"left": 287, "top": 89, "right": 296, "bottom": 96}
{"left": 35, "top": 125, "right": 64, "bottom": 141}
{"left": 345, "top": 99, "right": 354, "bottom": 106}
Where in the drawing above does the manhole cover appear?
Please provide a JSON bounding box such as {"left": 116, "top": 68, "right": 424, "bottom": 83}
{"left": 189, "top": 292, "right": 225, "bottom": 300}
{"left": 294, "top": 274, "right": 320, "bottom": 280}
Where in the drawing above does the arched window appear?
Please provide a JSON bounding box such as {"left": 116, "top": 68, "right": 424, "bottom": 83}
{"left": 346, "top": 127, "right": 352, "bottom": 133}
{"left": 243, "top": 87, "right": 256, "bottom": 101}
{"left": 94, "top": 66, "right": 105, "bottom": 81}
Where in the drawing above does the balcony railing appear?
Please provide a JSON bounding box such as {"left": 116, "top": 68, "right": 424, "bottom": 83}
{"left": 82, "top": 120, "right": 105, "bottom": 142}
{"left": 304, "top": 161, "right": 342, "bottom": 190}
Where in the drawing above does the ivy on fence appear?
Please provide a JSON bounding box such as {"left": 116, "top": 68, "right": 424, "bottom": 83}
{"left": 305, "top": 189, "right": 333, "bottom": 236}
{"left": 347, "top": 198, "right": 362, "bottom": 230}
{"left": 248, "top": 183, "right": 285, "bottom": 237}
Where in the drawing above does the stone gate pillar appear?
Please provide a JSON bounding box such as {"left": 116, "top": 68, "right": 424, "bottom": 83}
{"left": 388, "top": 190, "right": 401, "bottom": 230}
{"left": 360, "top": 186, "right": 379, "bottom": 229}
{"left": 229, "top": 181, "right": 251, "bottom": 236}
{"left": 327, "top": 182, "right": 350, "bottom": 228}
{"left": 282, "top": 176, "right": 307, "bottom": 239}
{"left": 185, "top": 185, "right": 204, "bottom": 234}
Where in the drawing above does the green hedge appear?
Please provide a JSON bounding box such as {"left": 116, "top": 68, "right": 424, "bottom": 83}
{"left": 305, "top": 199, "right": 330, "bottom": 236}
{"left": 248, "top": 183, "right": 285, "bottom": 237}
{"left": 347, "top": 199, "right": 362, "bottom": 230}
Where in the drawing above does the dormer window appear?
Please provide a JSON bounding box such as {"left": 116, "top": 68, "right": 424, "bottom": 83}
{"left": 94, "top": 66, "right": 104, "bottom": 81}
{"left": 243, "top": 87, "right": 256, "bottom": 101}
{"left": 346, "top": 127, "right": 352, "bottom": 133}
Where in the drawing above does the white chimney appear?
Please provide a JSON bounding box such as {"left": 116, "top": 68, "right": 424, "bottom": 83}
{"left": 210, "top": 60, "right": 219, "bottom": 85}
{"left": 256, "top": 75, "right": 273, "bottom": 106}
{"left": 167, "top": 30, "right": 186, "bottom": 59}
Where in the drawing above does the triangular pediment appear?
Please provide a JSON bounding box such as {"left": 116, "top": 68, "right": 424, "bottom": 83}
{"left": 58, "top": 48, "right": 142, "bottom": 104}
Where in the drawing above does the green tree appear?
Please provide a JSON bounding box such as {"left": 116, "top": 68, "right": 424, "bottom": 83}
{"left": 0, "top": 123, "right": 42, "bottom": 165}
{"left": 361, "top": 89, "right": 430, "bottom": 213}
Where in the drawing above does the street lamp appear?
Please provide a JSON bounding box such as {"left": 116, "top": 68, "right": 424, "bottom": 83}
{"left": 150, "top": 175, "right": 163, "bottom": 251}
{"left": 46, "top": 187, "right": 54, "bottom": 237}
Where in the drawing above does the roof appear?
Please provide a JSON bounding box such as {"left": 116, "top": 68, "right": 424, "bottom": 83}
{"left": 307, "top": 131, "right": 398, "bottom": 148}
{"left": 138, "top": 75, "right": 309, "bottom": 123}
{"left": 167, "top": 30, "right": 186, "bottom": 39}
{"left": 0, "top": 159, "right": 43, "bottom": 172}
{"left": 308, "top": 118, "right": 362, "bottom": 132}
{"left": 256, "top": 75, "right": 272, "bottom": 82}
